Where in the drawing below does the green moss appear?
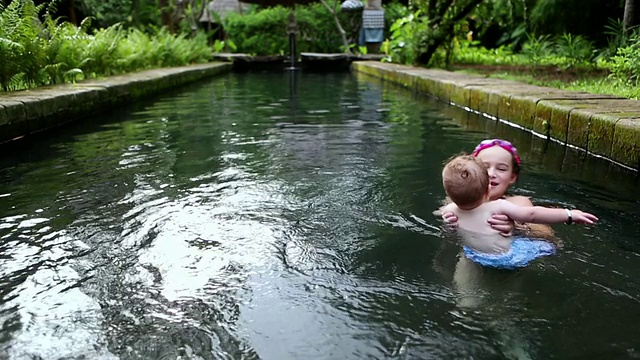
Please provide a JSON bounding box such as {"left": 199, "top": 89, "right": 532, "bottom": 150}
{"left": 449, "top": 85, "right": 469, "bottom": 107}
{"left": 534, "top": 101, "right": 553, "bottom": 136}
{"left": 567, "top": 109, "right": 591, "bottom": 148}
{"left": 611, "top": 119, "right": 640, "bottom": 169}
{"left": 396, "top": 70, "right": 415, "bottom": 89}
{"left": 496, "top": 93, "right": 513, "bottom": 121}
{"left": 415, "top": 77, "right": 439, "bottom": 96}
{"left": 467, "top": 87, "right": 486, "bottom": 113}
{"left": 485, "top": 91, "right": 503, "bottom": 119}
{"left": 547, "top": 103, "right": 574, "bottom": 142}
{"left": 437, "top": 81, "right": 452, "bottom": 101}
{"left": 504, "top": 95, "right": 537, "bottom": 129}
{"left": 587, "top": 113, "right": 620, "bottom": 157}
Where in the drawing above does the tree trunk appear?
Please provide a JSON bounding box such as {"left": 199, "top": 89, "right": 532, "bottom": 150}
{"left": 415, "top": 0, "right": 484, "bottom": 66}
{"left": 159, "top": 0, "right": 174, "bottom": 32}
{"left": 416, "top": 29, "right": 448, "bottom": 65}
{"left": 624, "top": 0, "right": 640, "bottom": 31}
{"left": 320, "top": 0, "right": 353, "bottom": 54}
{"left": 68, "top": 0, "right": 77, "bottom": 25}
{"left": 132, "top": 0, "right": 140, "bottom": 27}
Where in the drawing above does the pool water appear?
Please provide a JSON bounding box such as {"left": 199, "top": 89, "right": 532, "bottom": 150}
{"left": 0, "top": 71, "right": 639, "bottom": 359}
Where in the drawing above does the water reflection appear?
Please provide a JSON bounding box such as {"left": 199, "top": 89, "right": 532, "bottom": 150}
{"left": 0, "top": 72, "right": 638, "bottom": 359}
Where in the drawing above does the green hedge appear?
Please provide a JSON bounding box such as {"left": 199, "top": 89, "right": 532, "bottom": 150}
{"left": 223, "top": 4, "right": 364, "bottom": 55}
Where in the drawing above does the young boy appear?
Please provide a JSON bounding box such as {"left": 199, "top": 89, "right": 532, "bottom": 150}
{"left": 439, "top": 154, "right": 598, "bottom": 269}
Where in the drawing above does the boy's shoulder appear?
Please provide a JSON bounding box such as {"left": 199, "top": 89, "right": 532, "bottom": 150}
{"left": 483, "top": 198, "right": 511, "bottom": 211}
{"left": 504, "top": 195, "right": 533, "bottom": 207}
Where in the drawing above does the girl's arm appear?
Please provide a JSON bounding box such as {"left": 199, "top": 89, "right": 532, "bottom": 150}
{"left": 504, "top": 195, "right": 556, "bottom": 241}
{"left": 499, "top": 200, "right": 598, "bottom": 225}
{"left": 486, "top": 195, "right": 536, "bottom": 236}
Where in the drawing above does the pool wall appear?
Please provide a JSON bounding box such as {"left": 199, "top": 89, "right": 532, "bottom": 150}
{"left": 1, "top": 60, "right": 638, "bottom": 171}
{"left": 0, "top": 63, "right": 232, "bottom": 144}
{"left": 352, "top": 61, "right": 640, "bottom": 171}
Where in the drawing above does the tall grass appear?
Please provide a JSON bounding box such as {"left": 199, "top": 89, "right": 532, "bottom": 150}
{"left": 0, "top": 0, "right": 213, "bottom": 92}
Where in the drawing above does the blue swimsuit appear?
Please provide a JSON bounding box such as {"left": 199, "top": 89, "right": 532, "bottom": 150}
{"left": 463, "top": 237, "right": 556, "bottom": 270}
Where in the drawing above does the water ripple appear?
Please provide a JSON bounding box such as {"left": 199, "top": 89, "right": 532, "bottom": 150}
{"left": 0, "top": 72, "right": 638, "bottom": 359}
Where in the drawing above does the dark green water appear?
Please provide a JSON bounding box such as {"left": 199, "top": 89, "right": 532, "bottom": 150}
{"left": 0, "top": 71, "right": 639, "bottom": 360}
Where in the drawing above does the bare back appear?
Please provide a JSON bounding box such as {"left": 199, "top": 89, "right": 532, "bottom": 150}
{"left": 441, "top": 201, "right": 513, "bottom": 254}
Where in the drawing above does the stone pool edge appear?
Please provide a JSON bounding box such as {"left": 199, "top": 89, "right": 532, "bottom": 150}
{"left": 351, "top": 61, "right": 640, "bottom": 171}
{"left": 0, "top": 62, "right": 232, "bottom": 144}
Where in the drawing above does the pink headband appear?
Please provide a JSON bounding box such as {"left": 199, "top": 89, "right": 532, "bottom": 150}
{"left": 472, "top": 139, "right": 521, "bottom": 164}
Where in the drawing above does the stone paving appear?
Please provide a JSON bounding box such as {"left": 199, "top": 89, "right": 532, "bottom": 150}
{"left": 352, "top": 61, "right": 640, "bottom": 171}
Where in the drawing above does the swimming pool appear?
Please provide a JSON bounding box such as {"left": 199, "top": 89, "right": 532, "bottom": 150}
{"left": 0, "top": 71, "right": 638, "bottom": 359}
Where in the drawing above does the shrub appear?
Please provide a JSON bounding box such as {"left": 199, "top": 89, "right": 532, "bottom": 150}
{"left": 223, "top": 6, "right": 290, "bottom": 56}
{"left": 223, "top": 2, "right": 368, "bottom": 56}
{"left": 555, "top": 33, "right": 594, "bottom": 68}
{"left": 0, "top": 0, "right": 213, "bottom": 92}
{"left": 608, "top": 38, "right": 640, "bottom": 85}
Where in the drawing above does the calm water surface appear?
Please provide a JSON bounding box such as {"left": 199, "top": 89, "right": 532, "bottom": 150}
{"left": 0, "top": 71, "right": 639, "bottom": 359}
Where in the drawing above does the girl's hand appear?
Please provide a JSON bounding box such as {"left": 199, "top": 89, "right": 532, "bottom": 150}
{"left": 487, "top": 214, "right": 515, "bottom": 237}
{"left": 442, "top": 212, "right": 458, "bottom": 230}
{"left": 571, "top": 210, "right": 599, "bottom": 225}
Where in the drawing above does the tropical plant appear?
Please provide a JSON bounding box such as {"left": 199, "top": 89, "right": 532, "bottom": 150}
{"left": 554, "top": 33, "right": 594, "bottom": 68}
{"left": 0, "top": 0, "right": 47, "bottom": 90}
{"left": 384, "top": 0, "right": 409, "bottom": 29}
{"left": 384, "top": 12, "right": 423, "bottom": 65}
{"left": 403, "top": 0, "right": 487, "bottom": 65}
{"left": 529, "top": 0, "right": 623, "bottom": 46}
{"left": 608, "top": 34, "right": 640, "bottom": 85}
{"left": 43, "top": 18, "right": 93, "bottom": 84}
{"left": 600, "top": 18, "right": 639, "bottom": 60}
{"left": 469, "top": 0, "right": 532, "bottom": 49}
{"left": 520, "top": 33, "right": 554, "bottom": 65}
{"left": 0, "top": 0, "right": 213, "bottom": 92}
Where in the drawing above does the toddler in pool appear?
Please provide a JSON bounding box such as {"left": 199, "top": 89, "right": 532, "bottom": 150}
{"left": 439, "top": 154, "right": 598, "bottom": 269}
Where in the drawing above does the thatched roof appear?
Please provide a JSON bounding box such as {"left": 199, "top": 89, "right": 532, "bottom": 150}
{"left": 200, "top": 0, "right": 250, "bottom": 23}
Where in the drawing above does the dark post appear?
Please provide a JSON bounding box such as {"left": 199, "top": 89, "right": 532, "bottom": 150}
{"left": 286, "top": 10, "right": 299, "bottom": 70}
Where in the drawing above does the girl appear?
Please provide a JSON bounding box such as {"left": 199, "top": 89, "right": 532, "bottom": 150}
{"left": 442, "top": 139, "right": 555, "bottom": 241}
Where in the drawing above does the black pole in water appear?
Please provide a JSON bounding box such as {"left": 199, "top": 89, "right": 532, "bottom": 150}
{"left": 289, "top": 65, "right": 297, "bottom": 102}
{"left": 288, "top": 32, "right": 297, "bottom": 69}
{"left": 286, "top": 10, "right": 299, "bottom": 71}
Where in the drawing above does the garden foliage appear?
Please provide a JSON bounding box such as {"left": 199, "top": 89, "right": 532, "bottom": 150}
{"left": 0, "top": 0, "right": 212, "bottom": 92}
{"left": 223, "top": 3, "right": 362, "bottom": 55}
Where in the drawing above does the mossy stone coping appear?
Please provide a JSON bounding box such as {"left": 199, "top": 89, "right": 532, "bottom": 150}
{"left": 0, "top": 62, "right": 232, "bottom": 144}
{"left": 352, "top": 61, "right": 640, "bottom": 171}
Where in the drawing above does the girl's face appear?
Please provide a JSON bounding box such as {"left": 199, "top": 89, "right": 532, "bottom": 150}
{"left": 475, "top": 145, "right": 518, "bottom": 201}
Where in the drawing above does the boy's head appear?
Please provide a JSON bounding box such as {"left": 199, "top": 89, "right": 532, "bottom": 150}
{"left": 442, "top": 155, "right": 489, "bottom": 209}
